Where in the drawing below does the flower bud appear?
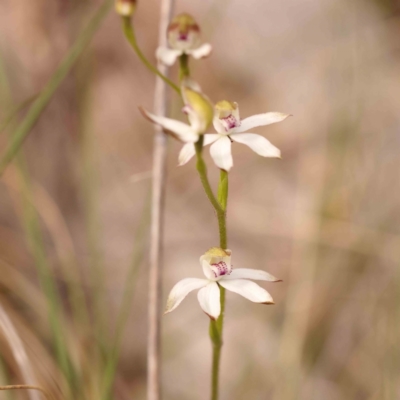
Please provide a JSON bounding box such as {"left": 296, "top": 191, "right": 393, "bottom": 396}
{"left": 181, "top": 79, "right": 214, "bottom": 134}
{"left": 115, "top": 0, "right": 136, "bottom": 17}
{"left": 167, "top": 13, "right": 201, "bottom": 51}
{"left": 214, "top": 100, "right": 241, "bottom": 132}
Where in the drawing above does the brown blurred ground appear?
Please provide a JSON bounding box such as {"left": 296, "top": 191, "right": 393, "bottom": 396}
{"left": 1, "top": 0, "right": 400, "bottom": 399}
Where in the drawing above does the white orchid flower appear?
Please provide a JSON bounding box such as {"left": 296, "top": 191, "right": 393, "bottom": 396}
{"left": 165, "top": 248, "right": 280, "bottom": 320}
{"left": 140, "top": 80, "right": 213, "bottom": 142}
{"left": 179, "top": 100, "right": 291, "bottom": 171}
{"left": 156, "top": 13, "right": 212, "bottom": 66}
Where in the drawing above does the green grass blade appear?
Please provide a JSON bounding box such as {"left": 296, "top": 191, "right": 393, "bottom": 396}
{"left": 0, "top": 0, "right": 113, "bottom": 177}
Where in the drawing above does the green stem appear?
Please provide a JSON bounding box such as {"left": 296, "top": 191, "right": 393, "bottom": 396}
{"left": 209, "top": 169, "right": 229, "bottom": 400}
{"left": 121, "top": 17, "right": 180, "bottom": 94}
{"left": 0, "top": 0, "right": 113, "bottom": 177}
{"left": 179, "top": 54, "right": 190, "bottom": 82}
{"left": 194, "top": 138, "right": 227, "bottom": 247}
{"left": 209, "top": 284, "right": 226, "bottom": 400}
{"left": 0, "top": 94, "right": 38, "bottom": 135}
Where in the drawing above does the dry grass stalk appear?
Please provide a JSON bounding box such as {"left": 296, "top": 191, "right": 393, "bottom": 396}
{"left": 147, "top": 1, "right": 175, "bottom": 399}
{"left": 0, "top": 304, "right": 41, "bottom": 400}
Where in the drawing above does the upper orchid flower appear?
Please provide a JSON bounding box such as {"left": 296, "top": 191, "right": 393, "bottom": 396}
{"left": 165, "top": 248, "right": 280, "bottom": 320}
{"left": 140, "top": 80, "right": 214, "bottom": 142}
{"left": 179, "top": 100, "right": 291, "bottom": 171}
{"left": 156, "top": 13, "right": 212, "bottom": 66}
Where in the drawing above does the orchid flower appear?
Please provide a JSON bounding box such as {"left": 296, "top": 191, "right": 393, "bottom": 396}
{"left": 156, "top": 13, "right": 212, "bottom": 66}
{"left": 165, "top": 248, "right": 280, "bottom": 320}
{"left": 179, "top": 100, "right": 291, "bottom": 171}
{"left": 140, "top": 80, "right": 213, "bottom": 142}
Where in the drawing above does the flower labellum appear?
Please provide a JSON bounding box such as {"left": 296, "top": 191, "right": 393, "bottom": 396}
{"left": 156, "top": 13, "right": 212, "bottom": 66}
{"left": 179, "top": 100, "right": 291, "bottom": 171}
{"left": 115, "top": 0, "right": 136, "bottom": 16}
{"left": 164, "top": 248, "right": 281, "bottom": 320}
{"left": 139, "top": 79, "right": 213, "bottom": 142}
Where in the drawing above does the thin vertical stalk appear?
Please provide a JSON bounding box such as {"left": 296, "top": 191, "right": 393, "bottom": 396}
{"left": 209, "top": 170, "right": 228, "bottom": 400}
{"left": 147, "top": 1, "right": 175, "bottom": 399}
{"left": 194, "top": 139, "right": 226, "bottom": 246}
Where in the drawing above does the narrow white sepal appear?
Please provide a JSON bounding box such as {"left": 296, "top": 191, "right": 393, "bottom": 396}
{"left": 178, "top": 143, "right": 196, "bottom": 166}
{"left": 219, "top": 279, "right": 274, "bottom": 304}
{"left": 188, "top": 43, "right": 212, "bottom": 59}
{"left": 223, "top": 268, "right": 280, "bottom": 282}
{"left": 233, "top": 112, "right": 291, "bottom": 133}
{"left": 156, "top": 46, "right": 182, "bottom": 66}
{"left": 210, "top": 136, "right": 233, "bottom": 171}
{"left": 231, "top": 133, "right": 281, "bottom": 158}
{"left": 140, "top": 108, "right": 198, "bottom": 142}
{"left": 178, "top": 134, "right": 219, "bottom": 166}
{"left": 165, "top": 278, "right": 208, "bottom": 314}
{"left": 197, "top": 282, "right": 221, "bottom": 320}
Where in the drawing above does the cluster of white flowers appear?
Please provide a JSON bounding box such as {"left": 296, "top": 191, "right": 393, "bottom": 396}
{"left": 138, "top": 13, "right": 289, "bottom": 318}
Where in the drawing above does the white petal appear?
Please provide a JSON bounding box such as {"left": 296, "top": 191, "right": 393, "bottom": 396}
{"left": 219, "top": 279, "right": 274, "bottom": 304}
{"left": 232, "top": 112, "right": 291, "bottom": 133}
{"left": 187, "top": 43, "right": 212, "bottom": 59}
{"left": 201, "top": 260, "right": 217, "bottom": 280}
{"left": 156, "top": 46, "right": 182, "bottom": 66}
{"left": 178, "top": 143, "right": 196, "bottom": 166}
{"left": 224, "top": 268, "right": 281, "bottom": 282}
{"left": 165, "top": 278, "right": 208, "bottom": 314}
{"left": 231, "top": 133, "right": 280, "bottom": 158}
{"left": 210, "top": 136, "right": 233, "bottom": 171}
{"left": 139, "top": 107, "right": 198, "bottom": 142}
{"left": 178, "top": 134, "right": 219, "bottom": 166}
{"left": 197, "top": 282, "right": 221, "bottom": 320}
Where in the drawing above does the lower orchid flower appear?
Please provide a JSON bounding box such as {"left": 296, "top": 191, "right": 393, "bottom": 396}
{"left": 179, "top": 100, "right": 291, "bottom": 171}
{"left": 165, "top": 248, "right": 281, "bottom": 320}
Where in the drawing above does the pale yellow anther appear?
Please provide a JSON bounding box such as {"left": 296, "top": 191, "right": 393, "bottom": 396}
{"left": 215, "top": 100, "right": 239, "bottom": 119}
{"left": 205, "top": 247, "right": 230, "bottom": 258}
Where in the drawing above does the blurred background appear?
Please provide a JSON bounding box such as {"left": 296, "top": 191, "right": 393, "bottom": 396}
{"left": 0, "top": 0, "right": 400, "bottom": 399}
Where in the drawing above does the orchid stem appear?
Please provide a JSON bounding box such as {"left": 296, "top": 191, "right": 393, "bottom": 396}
{"left": 194, "top": 138, "right": 227, "bottom": 247}
{"left": 179, "top": 54, "right": 190, "bottom": 81}
{"left": 121, "top": 17, "right": 180, "bottom": 94}
{"left": 209, "top": 169, "right": 229, "bottom": 400}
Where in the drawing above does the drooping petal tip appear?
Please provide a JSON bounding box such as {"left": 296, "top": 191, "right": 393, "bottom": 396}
{"left": 210, "top": 136, "right": 233, "bottom": 171}
{"left": 197, "top": 282, "right": 221, "bottom": 320}
{"left": 164, "top": 278, "right": 208, "bottom": 315}
{"left": 138, "top": 106, "right": 198, "bottom": 143}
